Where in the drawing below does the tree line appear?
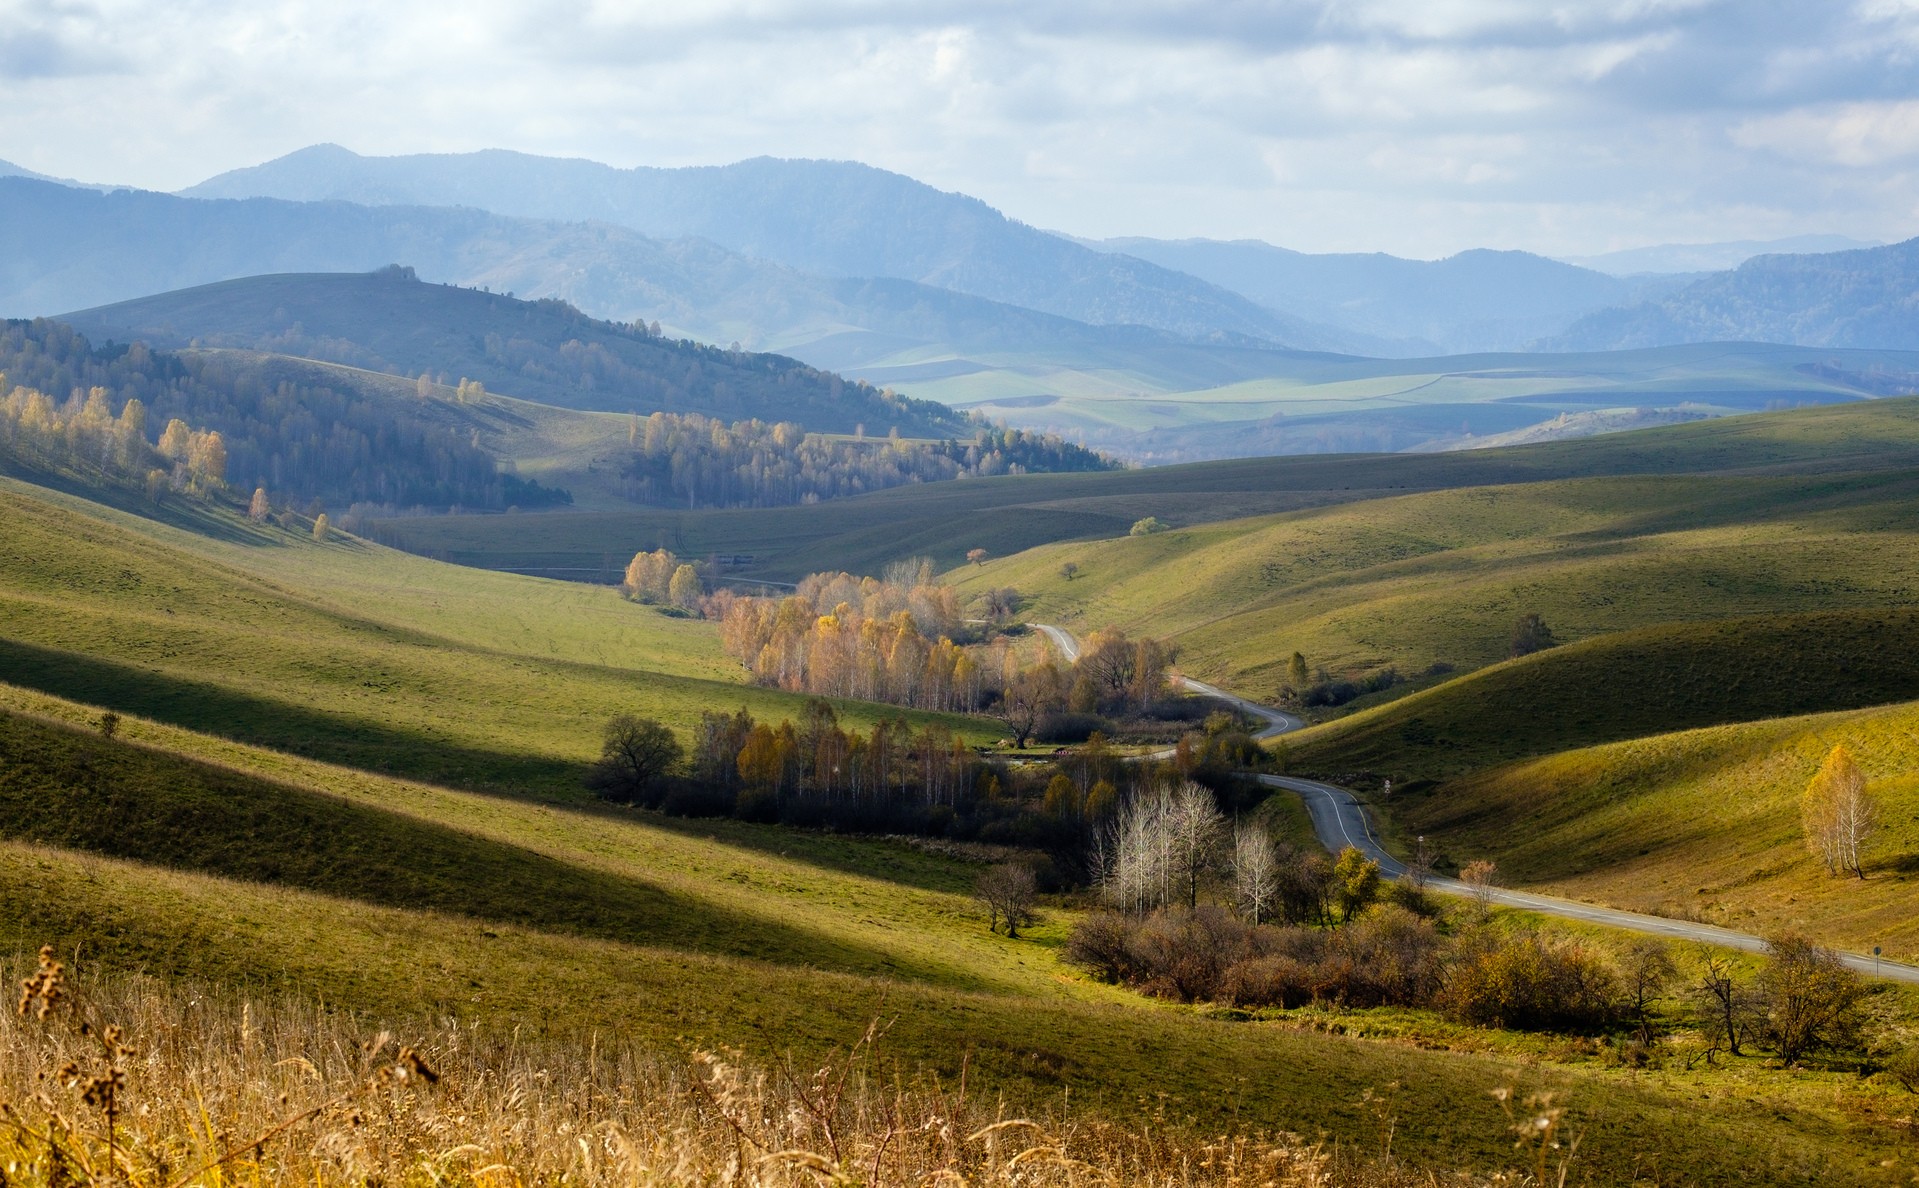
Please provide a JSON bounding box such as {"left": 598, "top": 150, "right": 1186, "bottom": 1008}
{"left": 708, "top": 561, "right": 1176, "bottom": 728}
{"left": 0, "top": 319, "right": 569, "bottom": 515}
{"left": 0, "top": 379, "right": 227, "bottom": 500}
{"left": 617, "top": 411, "right": 1111, "bottom": 510}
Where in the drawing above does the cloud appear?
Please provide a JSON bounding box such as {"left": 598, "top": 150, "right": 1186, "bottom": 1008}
{"left": 1734, "top": 100, "right": 1919, "bottom": 167}
{"left": 0, "top": 0, "right": 1912, "bottom": 255}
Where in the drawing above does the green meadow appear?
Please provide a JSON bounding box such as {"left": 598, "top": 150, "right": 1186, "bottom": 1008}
{"left": 0, "top": 477, "right": 988, "bottom": 799}
{"left": 0, "top": 679, "right": 1908, "bottom": 1185}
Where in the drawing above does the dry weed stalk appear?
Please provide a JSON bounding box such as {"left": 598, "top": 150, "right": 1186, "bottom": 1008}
{"left": 1, "top": 948, "right": 1555, "bottom": 1186}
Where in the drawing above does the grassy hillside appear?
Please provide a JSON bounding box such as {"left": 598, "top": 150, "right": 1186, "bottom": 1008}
{"left": 0, "top": 682, "right": 1909, "bottom": 1185}
{"left": 1279, "top": 608, "right": 1919, "bottom": 780}
{"left": 0, "top": 476, "right": 987, "bottom": 798}
{"left": 959, "top": 466, "right": 1919, "bottom": 692}
{"left": 1385, "top": 696, "right": 1919, "bottom": 962}
{"left": 375, "top": 392, "right": 1919, "bottom": 581}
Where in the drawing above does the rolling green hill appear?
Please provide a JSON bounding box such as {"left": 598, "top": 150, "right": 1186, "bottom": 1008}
{"left": 376, "top": 392, "right": 1919, "bottom": 582}
{"left": 0, "top": 681, "right": 1906, "bottom": 1186}
{"left": 0, "top": 475, "right": 986, "bottom": 799}
{"left": 920, "top": 399, "right": 1919, "bottom": 699}
{"left": 1279, "top": 608, "right": 1919, "bottom": 780}
{"left": 1382, "top": 695, "right": 1919, "bottom": 961}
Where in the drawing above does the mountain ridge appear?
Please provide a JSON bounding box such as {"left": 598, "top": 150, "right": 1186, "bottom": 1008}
{"left": 181, "top": 145, "right": 1376, "bottom": 350}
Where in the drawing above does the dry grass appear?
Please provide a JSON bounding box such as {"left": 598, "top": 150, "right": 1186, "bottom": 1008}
{"left": 0, "top": 956, "right": 1554, "bottom": 1188}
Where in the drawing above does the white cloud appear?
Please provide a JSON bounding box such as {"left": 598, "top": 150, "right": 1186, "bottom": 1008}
{"left": 0, "top": 0, "right": 1912, "bottom": 255}
{"left": 1734, "top": 100, "right": 1919, "bottom": 166}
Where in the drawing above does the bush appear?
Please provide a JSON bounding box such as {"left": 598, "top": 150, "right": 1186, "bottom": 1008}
{"left": 1129, "top": 516, "right": 1167, "bottom": 536}
{"left": 1035, "top": 712, "right": 1109, "bottom": 744}
{"left": 1445, "top": 933, "right": 1617, "bottom": 1030}
{"left": 1063, "top": 911, "right": 1138, "bottom": 983}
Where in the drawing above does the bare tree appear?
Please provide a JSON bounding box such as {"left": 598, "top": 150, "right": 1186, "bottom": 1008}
{"left": 990, "top": 662, "right": 1062, "bottom": 749}
{"left": 1165, "top": 782, "right": 1229, "bottom": 909}
{"left": 1059, "top": 562, "right": 1079, "bottom": 581}
{"left": 975, "top": 863, "right": 1039, "bottom": 937}
{"left": 1232, "top": 825, "right": 1280, "bottom": 923}
{"left": 1407, "top": 834, "right": 1435, "bottom": 891}
{"left": 1621, "top": 938, "right": 1677, "bottom": 1045}
{"left": 1459, "top": 859, "right": 1499, "bottom": 919}
{"left": 1098, "top": 782, "right": 1227, "bottom": 913}
{"left": 1509, "top": 612, "right": 1556, "bottom": 658}
{"left": 1692, "top": 950, "right": 1752, "bottom": 1060}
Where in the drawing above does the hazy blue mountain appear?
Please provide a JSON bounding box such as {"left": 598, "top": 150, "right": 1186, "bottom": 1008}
{"left": 1560, "top": 235, "right": 1882, "bottom": 276}
{"left": 0, "top": 175, "right": 1224, "bottom": 366}
{"left": 182, "top": 145, "right": 1386, "bottom": 351}
{"left": 57, "top": 268, "right": 967, "bottom": 437}
{"left": 0, "top": 158, "right": 115, "bottom": 190}
{"left": 1086, "top": 237, "right": 1679, "bottom": 353}
{"left": 1545, "top": 238, "right": 1919, "bottom": 352}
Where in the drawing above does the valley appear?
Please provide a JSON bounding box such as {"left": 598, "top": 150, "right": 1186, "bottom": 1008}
{"left": 4, "top": 133, "right": 1919, "bottom": 1187}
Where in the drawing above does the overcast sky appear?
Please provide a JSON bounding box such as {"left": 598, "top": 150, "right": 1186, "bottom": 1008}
{"left": 2, "top": 0, "right": 1915, "bottom": 257}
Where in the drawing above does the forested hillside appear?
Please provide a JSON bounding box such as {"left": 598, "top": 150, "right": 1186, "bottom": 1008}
{"left": 0, "top": 319, "right": 566, "bottom": 512}
{"left": 1549, "top": 238, "right": 1919, "bottom": 351}
{"left": 64, "top": 268, "right": 966, "bottom": 437}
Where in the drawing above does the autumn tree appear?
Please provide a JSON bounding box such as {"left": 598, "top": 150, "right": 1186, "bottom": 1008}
{"left": 668, "top": 563, "right": 703, "bottom": 609}
{"left": 1802, "top": 744, "right": 1878, "bottom": 878}
{"left": 1755, "top": 933, "right": 1864, "bottom": 1064}
{"left": 1460, "top": 859, "right": 1499, "bottom": 919}
{"left": 248, "top": 487, "right": 270, "bottom": 521}
{"left": 585, "top": 715, "right": 683, "bottom": 803}
{"left": 966, "top": 548, "right": 988, "bottom": 566}
{"left": 623, "top": 549, "right": 679, "bottom": 603}
{"left": 1286, "top": 651, "right": 1311, "bottom": 696}
{"left": 1332, "top": 847, "right": 1381, "bottom": 922}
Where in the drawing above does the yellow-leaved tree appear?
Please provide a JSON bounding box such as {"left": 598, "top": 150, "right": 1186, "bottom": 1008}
{"left": 1802, "top": 744, "right": 1878, "bottom": 878}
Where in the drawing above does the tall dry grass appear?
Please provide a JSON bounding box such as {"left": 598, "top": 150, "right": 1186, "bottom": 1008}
{"left": 2, "top": 950, "right": 1568, "bottom": 1187}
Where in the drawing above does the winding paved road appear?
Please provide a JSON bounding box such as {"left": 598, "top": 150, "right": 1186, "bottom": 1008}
{"left": 1036, "top": 624, "right": 1919, "bottom": 983}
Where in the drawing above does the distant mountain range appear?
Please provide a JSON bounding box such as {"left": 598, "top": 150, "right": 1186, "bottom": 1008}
{"left": 1546, "top": 239, "right": 1919, "bottom": 352}
{"left": 1085, "top": 238, "right": 1682, "bottom": 353}
{"left": 2, "top": 145, "right": 1916, "bottom": 461}
{"left": 183, "top": 145, "right": 1379, "bottom": 352}
{"left": 1559, "top": 236, "right": 1882, "bottom": 276}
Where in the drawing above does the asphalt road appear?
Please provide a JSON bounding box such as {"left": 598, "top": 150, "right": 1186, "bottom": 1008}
{"left": 1036, "top": 624, "right": 1919, "bottom": 983}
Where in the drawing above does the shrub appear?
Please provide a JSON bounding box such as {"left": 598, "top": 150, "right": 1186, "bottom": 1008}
{"left": 1445, "top": 933, "right": 1617, "bottom": 1031}
{"left": 1063, "top": 911, "right": 1139, "bottom": 983}
{"left": 1129, "top": 516, "right": 1167, "bottom": 536}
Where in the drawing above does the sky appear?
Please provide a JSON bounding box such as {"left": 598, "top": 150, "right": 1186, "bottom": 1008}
{"left": 2, "top": 0, "right": 1916, "bottom": 258}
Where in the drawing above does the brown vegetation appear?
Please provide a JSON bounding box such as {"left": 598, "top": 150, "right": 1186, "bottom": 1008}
{"left": 1, "top": 953, "right": 1519, "bottom": 1188}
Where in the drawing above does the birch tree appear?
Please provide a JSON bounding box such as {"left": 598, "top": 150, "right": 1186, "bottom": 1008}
{"left": 1803, "top": 744, "right": 1878, "bottom": 878}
